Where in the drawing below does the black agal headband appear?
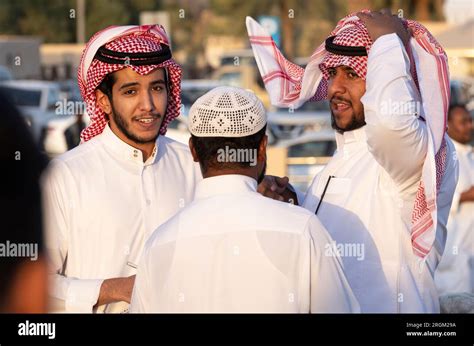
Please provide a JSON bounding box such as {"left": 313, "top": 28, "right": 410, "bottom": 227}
{"left": 325, "top": 36, "right": 368, "bottom": 57}
{"left": 94, "top": 43, "right": 172, "bottom": 65}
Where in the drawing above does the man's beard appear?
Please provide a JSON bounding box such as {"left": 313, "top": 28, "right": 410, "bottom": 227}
{"left": 111, "top": 103, "right": 162, "bottom": 144}
{"left": 330, "top": 109, "right": 366, "bottom": 134}
{"left": 257, "top": 161, "right": 267, "bottom": 184}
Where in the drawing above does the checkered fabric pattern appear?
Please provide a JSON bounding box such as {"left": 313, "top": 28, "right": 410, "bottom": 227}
{"left": 77, "top": 25, "right": 182, "bottom": 142}
{"left": 247, "top": 11, "right": 450, "bottom": 258}
{"left": 319, "top": 18, "right": 372, "bottom": 80}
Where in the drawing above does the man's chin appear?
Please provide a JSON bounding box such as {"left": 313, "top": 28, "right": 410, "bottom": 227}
{"left": 331, "top": 112, "right": 365, "bottom": 133}
{"left": 123, "top": 128, "right": 160, "bottom": 145}
{"left": 332, "top": 119, "right": 352, "bottom": 133}
{"left": 131, "top": 133, "right": 159, "bottom": 144}
{"left": 129, "top": 123, "right": 162, "bottom": 144}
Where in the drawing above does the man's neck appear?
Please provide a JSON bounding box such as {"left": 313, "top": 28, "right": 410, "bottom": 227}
{"left": 452, "top": 138, "right": 470, "bottom": 146}
{"left": 203, "top": 169, "right": 258, "bottom": 182}
{"left": 109, "top": 124, "right": 156, "bottom": 162}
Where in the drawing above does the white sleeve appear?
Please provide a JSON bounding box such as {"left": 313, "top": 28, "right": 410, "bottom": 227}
{"left": 42, "top": 159, "right": 103, "bottom": 313}
{"left": 129, "top": 248, "right": 150, "bottom": 313}
{"left": 361, "top": 33, "right": 428, "bottom": 191}
{"left": 302, "top": 215, "right": 360, "bottom": 313}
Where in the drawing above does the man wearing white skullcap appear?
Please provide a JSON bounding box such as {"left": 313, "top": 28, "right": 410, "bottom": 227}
{"left": 41, "top": 25, "right": 202, "bottom": 313}
{"left": 129, "top": 86, "right": 360, "bottom": 313}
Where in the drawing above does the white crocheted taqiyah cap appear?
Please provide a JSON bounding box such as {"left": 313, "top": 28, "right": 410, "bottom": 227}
{"left": 188, "top": 86, "right": 266, "bottom": 137}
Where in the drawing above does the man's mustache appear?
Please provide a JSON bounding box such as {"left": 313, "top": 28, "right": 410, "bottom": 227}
{"left": 133, "top": 113, "right": 163, "bottom": 120}
{"left": 330, "top": 96, "right": 352, "bottom": 105}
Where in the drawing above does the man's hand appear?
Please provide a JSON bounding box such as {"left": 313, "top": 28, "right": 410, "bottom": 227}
{"left": 460, "top": 186, "right": 474, "bottom": 203}
{"left": 257, "top": 175, "right": 298, "bottom": 204}
{"left": 357, "top": 9, "right": 411, "bottom": 46}
{"left": 95, "top": 275, "right": 135, "bottom": 307}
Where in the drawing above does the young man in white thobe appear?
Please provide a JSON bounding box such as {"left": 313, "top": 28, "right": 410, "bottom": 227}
{"left": 248, "top": 10, "right": 458, "bottom": 312}
{"left": 41, "top": 25, "right": 201, "bottom": 312}
{"left": 129, "top": 87, "right": 360, "bottom": 313}
{"left": 435, "top": 104, "right": 474, "bottom": 296}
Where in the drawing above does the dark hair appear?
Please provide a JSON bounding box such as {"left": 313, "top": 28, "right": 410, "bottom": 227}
{"left": 191, "top": 125, "right": 267, "bottom": 173}
{"left": 0, "top": 90, "right": 48, "bottom": 307}
{"left": 448, "top": 103, "right": 468, "bottom": 120}
{"left": 97, "top": 73, "right": 116, "bottom": 100}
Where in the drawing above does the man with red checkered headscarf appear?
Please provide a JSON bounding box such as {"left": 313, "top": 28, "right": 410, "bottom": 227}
{"left": 41, "top": 25, "right": 201, "bottom": 313}
{"left": 248, "top": 10, "right": 458, "bottom": 312}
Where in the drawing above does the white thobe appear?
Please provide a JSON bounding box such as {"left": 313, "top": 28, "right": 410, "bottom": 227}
{"left": 435, "top": 140, "right": 474, "bottom": 295}
{"left": 130, "top": 174, "right": 360, "bottom": 313}
{"left": 300, "top": 34, "right": 458, "bottom": 312}
{"left": 42, "top": 124, "right": 201, "bottom": 312}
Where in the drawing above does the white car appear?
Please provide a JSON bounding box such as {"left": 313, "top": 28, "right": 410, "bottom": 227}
{"left": 267, "top": 100, "right": 331, "bottom": 142}
{"left": 0, "top": 66, "right": 13, "bottom": 82}
{"left": 275, "top": 129, "right": 336, "bottom": 192}
{"left": 42, "top": 113, "right": 90, "bottom": 156}
{"left": 0, "top": 80, "right": 63, "bottom": 144}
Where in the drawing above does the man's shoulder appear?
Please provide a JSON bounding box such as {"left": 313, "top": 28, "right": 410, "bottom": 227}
{"left": 258, "top": 194, "right": 319, "bottom": 225}
{"left": 45, "top": 136, "right": 102, "bottom": 178}
{"left": 159, "top": 135, "right": 191, "bottom": 155}
{"left": 158, "top": 135, "right": 200, "bottom": 175}
{"left": 54, "top": 136, "right": 100, "bottom": 164}
{"left": 215, "top": 192, "right": 321, "bottom": 235}
{"left": 143, "top": 209, "right": 183, "bottom": 253}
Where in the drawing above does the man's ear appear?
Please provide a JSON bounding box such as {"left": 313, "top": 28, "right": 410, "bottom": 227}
{"left": 188, "top": 137, "right": 199, "bottom": 162}
{"left": 258, "top": 134, "right": 268, "bottom": 163}
{"left": 95, "top": 89, "right": 112, "bottom": 115}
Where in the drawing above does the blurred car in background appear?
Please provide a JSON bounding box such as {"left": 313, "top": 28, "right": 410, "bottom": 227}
{"left": 0, "top": 80, "right": 62, "bottom": 144}
{"left": 213, "top": 49, "right": 271, "bottom": 110}
{"left": 41, "top": 79, "right": 85, "bottom": 156}
{"left": 58, "top": 79, "right": 83, "bottom": 102}
{"left": 267, "top": 100, "right": 331, "bottom": 143}
{"left": 276, "top": 129, "right": 336, "bottom": 191}
{"left": 42, "top": 113, "right": 89, "bottom": 156}
{"left": 0, "top": 65, "right": 13, "bottom": 82}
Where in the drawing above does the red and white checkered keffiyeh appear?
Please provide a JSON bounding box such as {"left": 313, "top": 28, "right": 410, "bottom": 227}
{"left": 246, "top": 12, "right": 450, "bottom": 258}
{"left": 78, "top": 25, "right": 182, "bottom": 142}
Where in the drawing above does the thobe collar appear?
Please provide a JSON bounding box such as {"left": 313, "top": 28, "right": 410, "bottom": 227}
{"left": 451, "top": 139, "right": 473, "bottom": 156}
{"left": 194, "top": 174, "right": 258, "bottom": 200}
{"left": 100, "top": 124, "right": 159, "bottom": 166}
{"left": 335, "top": 126, "right": 367, "bottom": 150}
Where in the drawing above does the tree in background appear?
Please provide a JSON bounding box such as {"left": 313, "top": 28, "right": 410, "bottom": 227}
{"left": 0, "top": 0, "right": 445, "bottom": 75}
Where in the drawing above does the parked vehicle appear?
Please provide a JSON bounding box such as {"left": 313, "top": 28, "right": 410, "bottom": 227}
{"left": 42, "top": 113, "right": 89, "bottom": 156}
{"left": 275, "top": 129, "right": 336, "bottom": 191}
{"left": 0, "top": 66, "right": 13, "bottom": 82}
{"left": 267, "top": 100, "right": 331, "bottom": 143}
{"left": 0, "top": 80, "right": 63, "bottom": 144}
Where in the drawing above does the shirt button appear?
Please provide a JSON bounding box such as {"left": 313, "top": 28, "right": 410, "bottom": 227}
{"left": 133, "top": 150, "right": 138, "bottom": 158}
{"left": 146, "top": 199, "right": 151, "bottom": 206}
